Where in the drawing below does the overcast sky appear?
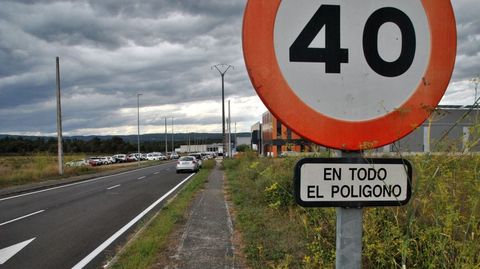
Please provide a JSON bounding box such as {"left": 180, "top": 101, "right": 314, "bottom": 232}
{"left": 0, "top": 0, "right": 478, "bottom": 136}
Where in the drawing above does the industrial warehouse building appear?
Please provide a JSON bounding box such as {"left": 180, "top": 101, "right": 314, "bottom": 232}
{"left": 252, "top": 105, "right": 480, "bottom": 157}
{"left": 388, "top": 105, "right": 480, "bottom": 152}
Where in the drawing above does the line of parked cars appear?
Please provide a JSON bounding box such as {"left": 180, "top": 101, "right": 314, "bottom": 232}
{"left": 85, "top": 156, "right": 117, "bottom": 166}
{"left": 66, "top": 152, "right": 178, "bottom": 167}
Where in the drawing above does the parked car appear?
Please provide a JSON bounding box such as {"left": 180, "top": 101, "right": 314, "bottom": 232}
{"left": 127, "top": 154, "right": 138, "bottom": 162}
{"left": 188, "top": 153, "right": 203, "bottom": 168}
{"left": 65, "top": 159, "right": 88, "bottom": 167}
{"left": 100, "top": 156, "right": 110, "bottom": 165}
{"left": 146, "top": 152, "right": 166, "bottom": 161}
{"left": 88, "top": 157, "right": 102, "bottom": 166}
{"left": 113, "top": 154, "right": 127, "bottom": 163}
{"left": 146, "top": 153, "right": 158, "bottom": 161}
{"left": 176, "top": 156, "right": 199, "bottom": 173}
{"left": 169, "top": 152, "right": 179, "bottom": 159}
{"left": 279, "top": 151, "right": 300, "bottom": 157}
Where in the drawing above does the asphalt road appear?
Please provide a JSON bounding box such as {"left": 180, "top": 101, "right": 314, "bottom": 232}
{"left": 0, "top": 162, "right": 195, "bottom": 269}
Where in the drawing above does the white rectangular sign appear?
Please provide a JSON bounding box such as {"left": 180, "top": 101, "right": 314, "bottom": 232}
{"left": 294, "top": 158, "right": 412, "bottom": 207}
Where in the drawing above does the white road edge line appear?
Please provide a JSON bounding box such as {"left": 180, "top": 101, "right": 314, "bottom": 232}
{"left": 0, "top": 163, "right": 174, "bottom": 202}
{"left": 106, "top": 185, "right": 121, "bottom": 190}
{"left": 153, "top": 172, "right": 159, "bottom": 175}
{"left": 137, "top": 176, "right": 146, "bottom": 180}
{"left": 0, "top": 210, "right": 45, "bottom": 227}
{"left": 71, "top": 173, "right": 196, "bottom": 269}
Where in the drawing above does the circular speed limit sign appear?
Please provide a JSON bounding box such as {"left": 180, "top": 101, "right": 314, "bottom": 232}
{"left": 243, "top": 0, "right": 456, "bottom": 150}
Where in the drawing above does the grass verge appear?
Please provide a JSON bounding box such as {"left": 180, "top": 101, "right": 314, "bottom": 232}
{"left": 225, "top": 152, "right": 480, "bottom": 268}
{"left": 109, "top": 160, "right": 215, "bottom": 269}
{"left": 0, "top": 154, "right": 167, "bottom": 189}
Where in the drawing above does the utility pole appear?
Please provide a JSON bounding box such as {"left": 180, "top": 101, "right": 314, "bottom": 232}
{"left": 228, "top": 100, "right": 232, "bottom": 158}
{"left": 137, "top": 93, "right": 142, "bottom": 166}
{"left": 55, "top": 57, "right": 64, "bottom": 176}
{"left": 165, "top": 117, "right": 168, "bottom": 156}
{"left": 212, "top": 64, "right": 233, "bottom": 158}
{"left": 171, "top": 117, "right": 174, "bottom": 154}
{"left": 188, "top": 131, "right": 191, "bottom": 153}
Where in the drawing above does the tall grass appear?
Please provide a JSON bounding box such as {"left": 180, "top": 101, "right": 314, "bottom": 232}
{"left": 0, "top": 154, "right": 87, "bottom": 188}
{"left": 0, "top": 154, "right": 142, "bottom": 188}
{"left": 225, "top": 152, "right": 480, "bottom": 268}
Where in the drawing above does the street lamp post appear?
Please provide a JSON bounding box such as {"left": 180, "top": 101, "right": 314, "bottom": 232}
{"left": 137, "top": 93, "right": 142, "bottom": 166}
{"left": 212, "top": 64, "right": 233, "bottom": 158}
{"left": 472, "top": 75, "right": 480, "bottom": 105}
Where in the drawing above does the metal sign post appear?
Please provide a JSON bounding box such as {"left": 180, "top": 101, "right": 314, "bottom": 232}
{"left": 294, "top": 154, "right": 413, "bottom": 268}
{"left": 336, "top": 207, "right": 363, "bottom": 268}
{"left": 336, "top": 150, "right": 362, "bottom": 269}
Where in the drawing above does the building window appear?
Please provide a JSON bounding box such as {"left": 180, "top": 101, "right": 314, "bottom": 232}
{"left": 277, "top": 121, "right": 282, "bottom": 138}
{"left": 287, "top": 128, "right": 292, "bottom": 140}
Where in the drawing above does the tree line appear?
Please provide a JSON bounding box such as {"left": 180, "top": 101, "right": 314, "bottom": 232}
{"left": 0, "top": 136, "right": 219, "bottom": 155}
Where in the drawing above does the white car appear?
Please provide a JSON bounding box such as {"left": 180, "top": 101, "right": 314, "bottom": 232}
{"left": 113, "top": 154, "right": 127, "bottom": 163}
{"left": 65, "top": 159, "right": 88, "bottom": 167}
{"left": 147, "top": 152, "right": 167, "bottom": 161}
{"left": 100, "top": 156, "right": 110, "bottom": 165}
{"left": 188, "top": 153, "right": 203, "bottom": 168}
{"left": 176, "top": 156, "right": 199, "bottom": 173}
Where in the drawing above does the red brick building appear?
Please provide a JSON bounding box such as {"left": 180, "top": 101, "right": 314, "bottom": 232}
{"left": 261, "top": 111, "right": 314, "bottom": 157}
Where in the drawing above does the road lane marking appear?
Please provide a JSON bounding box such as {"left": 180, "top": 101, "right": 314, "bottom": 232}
{"left": 0, "top": 210, "right": 45, "bottom": 227}
{"left": 107, "top": 185, "right": 121, "bottom": 190}
{"left": 0, "top": 162, "right": 176, "bottom": 202}
{"left": 137, "top": 176, "right": 146, "bottom": 180}
{"left": 153, "top": 172, "right": 159, "bottom": 175}
{"left": 0, "top": 238, "right": 36, "bottom": 265}
{"left": 72, "top": 173, "right": 196, "bottom": 269}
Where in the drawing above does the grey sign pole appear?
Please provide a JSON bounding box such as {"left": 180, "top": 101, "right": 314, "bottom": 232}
{"left": 336, "top": 150, "right": 363, "bottom": 269}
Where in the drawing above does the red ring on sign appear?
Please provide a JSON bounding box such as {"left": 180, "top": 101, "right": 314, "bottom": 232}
{"left": 242, "top": 0, "right": 456, "bottom": 150}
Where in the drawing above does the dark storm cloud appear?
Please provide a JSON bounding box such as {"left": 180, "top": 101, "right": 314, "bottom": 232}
{"left": 88, "top": 0, "right": 244, "bottom": 19}
{"left": 0, "top": 0, "right": 249, "bottom": 135}
{"left": 451, "top": 0, "right": 480, "bottom": 82}
{"left": 0, "top": 0, "right": 478, "bottom": 135}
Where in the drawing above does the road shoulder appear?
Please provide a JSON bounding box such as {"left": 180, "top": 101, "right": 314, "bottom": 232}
{"left": 152, "top": 163, "right": 247, "bottom": 269}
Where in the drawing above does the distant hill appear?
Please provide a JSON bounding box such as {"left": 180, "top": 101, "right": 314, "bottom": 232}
{"left": 0, "top": 132, "right": 251, "bottom": 143}
{"left": 0, "top": 132, "right": 252, "bottom": 154}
